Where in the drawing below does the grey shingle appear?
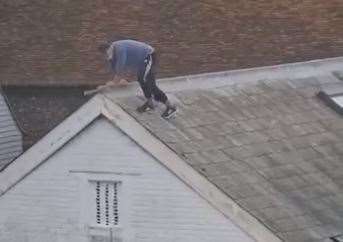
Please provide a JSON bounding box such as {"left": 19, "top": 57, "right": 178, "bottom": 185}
{"left": 120, "top": 77, "right": 343, "bottom": 241}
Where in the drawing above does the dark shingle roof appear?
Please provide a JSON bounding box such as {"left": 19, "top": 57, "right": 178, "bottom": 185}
{"left": 2, "top": 87, "right": 90, "bottom": 150}
{"left": 118, "top": 76, "right": 343, "bottom": 242}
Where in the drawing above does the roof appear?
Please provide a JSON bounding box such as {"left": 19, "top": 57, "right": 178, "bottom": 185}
{"left": 120, "top": 84, "right": 343, "bottom": 241}
{"left": 2, "top": 87, "right": 90, "bottom": 149}
{"left": 0, "top": 90, "right": 22, "bottom": 170}
{"left": 1, "top": 57, "right": 343, "bottom": 241}
{"left": 4, "top": 57, "right": 343, "bottom": 150}
{"left": 0, "top": 90, "right": 280, "bottom": 242}
{"left": 2, "top": 1, "right": 343, "bottom": 86}
{"left": 112, "top": 59, "right": 343, "bottom": 242}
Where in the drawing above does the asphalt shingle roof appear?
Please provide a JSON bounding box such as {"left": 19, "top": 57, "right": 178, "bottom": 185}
{"left": 2, "top": 87, "right": 90, "bottom": 149}
{"left": 119, "top": 76, "right": 343, "bottom": 242}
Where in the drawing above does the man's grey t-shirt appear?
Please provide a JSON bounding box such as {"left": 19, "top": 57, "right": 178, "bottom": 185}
{"left": 107, "top": 40, "right": 154, "bottom": 76}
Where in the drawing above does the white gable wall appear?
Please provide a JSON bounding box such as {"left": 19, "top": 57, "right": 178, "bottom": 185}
{"left": 0, "top": 118, "right": 253, "bottom": 242}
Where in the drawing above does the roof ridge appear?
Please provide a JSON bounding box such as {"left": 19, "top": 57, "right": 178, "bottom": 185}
{"left": 102, "top": 56, "right": 343, "bottom": 99}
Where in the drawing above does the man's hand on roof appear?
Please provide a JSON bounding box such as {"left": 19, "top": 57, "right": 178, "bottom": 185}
{"left": 83, "top": 78, "right": 129, "bottom": 96}
{"left": 117, "top": 79, "right": 129, "bottom": 86}
{"left": 110, "top": 75, "right": 129, "bottom": 86}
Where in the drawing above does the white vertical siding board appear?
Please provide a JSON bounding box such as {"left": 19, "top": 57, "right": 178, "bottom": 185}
{"left": 0, "top": 111, "right": 11, "bottom": 117}
{"left": 0, "top": 149, "right": 21, "bottom": 161}
{"left": 0, "top": 110, "right": 15, "bottom": 116}
{"left": 0, "top": 134, "right": 20, "bottom": 143}
{"left": 0, "top": 130, "right": 20, "bottom": 139}
{"left": 0, "top": 117, "right": 15, "bottom": 122}
{"left": 0, "top": 158, "right": 14, "bottom": 167}
{"left": 0, "top": 107, "right": 11, "bottom": 112}
{"left": 0, "top": 92, "right": 22, "bottom": 169}
{"left": 0, "top": 152, "right": 21, "bottom": 169}
{"left": 0, "top": 143, "right": 22, "bottom": 153}
{"left": 0, "top": 120, "right": 16, "bottom": 128}
{"left": 0, "top": 125, "right": 17, "bottom": 133}
{"left": 0, "top": 150, "right": 22, "bottom": 162}
{"left": 0, "top": 118, "right": 12, "bottom": 124}
{"left": 0, "top": 152, "right": 21, "bottom": 162}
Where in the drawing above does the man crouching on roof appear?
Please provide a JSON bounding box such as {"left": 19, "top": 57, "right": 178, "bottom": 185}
{"left": 97, "top": 39, "right": 177, "bottom": 119}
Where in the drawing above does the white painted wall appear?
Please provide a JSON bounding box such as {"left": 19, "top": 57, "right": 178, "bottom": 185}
{"left": 0, "top": 118, "right": 254, "bottom": 242}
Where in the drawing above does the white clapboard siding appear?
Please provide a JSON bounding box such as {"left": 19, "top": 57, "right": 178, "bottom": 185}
{"left": 0, "top": 92, "right": 22, "bottom": 170}
{"left": 0, "top": 117, "right": 12, "bottom": 124}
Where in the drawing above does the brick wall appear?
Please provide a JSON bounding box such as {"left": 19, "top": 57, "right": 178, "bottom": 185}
{"left": 0, "top": 118, "right": 253, "bottom": 242}
{"left": 1, "top": 0, "right": 343, "bottom": 86}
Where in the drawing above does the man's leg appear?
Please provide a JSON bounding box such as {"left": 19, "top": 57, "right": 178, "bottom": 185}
{"left": 136, "top": 55, "right": 154, "bottom": 113}
{"left": 147, "top": 72, "right": 177, "bottom": 118}
{"left": 138, "top": 53, "right": 176, "bottom": 118}
{"left": 137, "top": 81, "right": 154, "bottom": 113}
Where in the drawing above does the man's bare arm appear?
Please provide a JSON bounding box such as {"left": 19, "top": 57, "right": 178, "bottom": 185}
{"left": 83, "top": 75, "right": 128, "bottom": 96}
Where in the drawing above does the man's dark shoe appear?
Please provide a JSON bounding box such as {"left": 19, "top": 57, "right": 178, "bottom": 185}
{"left": 162, "top": 106, "right": 177, "bottom": 119}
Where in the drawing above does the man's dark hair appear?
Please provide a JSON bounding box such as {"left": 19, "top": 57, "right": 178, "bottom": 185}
{"left": 98, "top": 42, "right": 111, "bottom": 53}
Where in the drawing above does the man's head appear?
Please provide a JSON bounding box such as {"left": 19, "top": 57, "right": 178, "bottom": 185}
{"left": 98, "top": 42, "right": 111, "bottom": 54}
{"left": 98, "top": 42, "right": 115, "bottom": 61}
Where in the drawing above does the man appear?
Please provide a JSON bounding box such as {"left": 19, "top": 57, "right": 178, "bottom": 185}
{"left": 97, "top": 39, "right": 176, "bottom": 119}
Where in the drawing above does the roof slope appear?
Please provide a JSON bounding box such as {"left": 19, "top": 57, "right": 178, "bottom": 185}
{"left": 2, "top": 0, "right": 343, "bottom": 85}
{"left": 118, "top": 76, "right": 343, "bottom": 241}
{"left": 0, "top": 91, "right": 22, "bottom": 170}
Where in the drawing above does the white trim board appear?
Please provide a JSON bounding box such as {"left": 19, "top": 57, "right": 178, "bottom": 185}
{"left": 102, "top": 56, "right": 343, "bottom": 99}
